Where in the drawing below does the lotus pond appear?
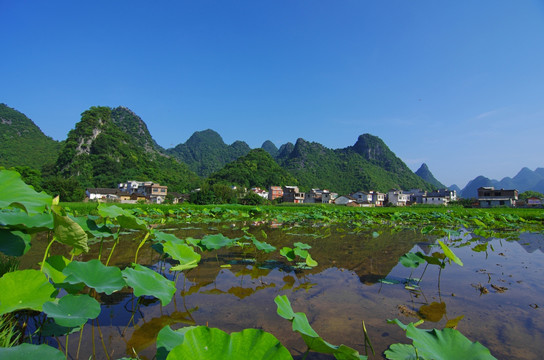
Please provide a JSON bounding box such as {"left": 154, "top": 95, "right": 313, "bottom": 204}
{"left": 2, "top": 170, "right": 544, "bottom": 359}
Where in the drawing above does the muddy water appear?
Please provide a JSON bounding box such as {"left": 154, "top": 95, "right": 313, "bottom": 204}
{"left": 22, "top": 225, "right": 544, "bottom": 359}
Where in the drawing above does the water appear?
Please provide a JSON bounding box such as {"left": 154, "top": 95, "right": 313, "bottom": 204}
{"left": 20, "top": 225, "right": 544, "bottom": 359}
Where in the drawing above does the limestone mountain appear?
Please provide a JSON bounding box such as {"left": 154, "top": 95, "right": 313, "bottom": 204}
{"left": 415, "top": 163, "right": 446, "bottom": 189}
{"left": 54, "top": 106, "right": 199, "bottom": 191}
{"left": 207, "top": 148, "right": 297, "bottom": 189}
{"left": 166, "top": 129, "right": 251, "bottom": 177}
{"left": 276, "top": 142, "right": 295, "bottom": 162}
{"left": 260, "top": 140, "right": 278, "bottom": 158}
{"left": 277, "top": 134, "right": 432, "bottom": 194}
{"left": 110, "top": 106, "right": 164, "bottom": 153}
{"left": 0, "top": 103, "right": 61, "bottom": 169}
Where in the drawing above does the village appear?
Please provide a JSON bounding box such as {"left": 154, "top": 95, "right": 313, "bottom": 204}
{"left": 85, "top": 181, "right": 540, "bottom": 208}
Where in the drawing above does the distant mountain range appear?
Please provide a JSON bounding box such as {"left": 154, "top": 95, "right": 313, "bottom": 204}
{"left": 6, "top": 102, "right": 540, "bottom": 197}
{"left": 459, "top": 168, "right": 544, "bottom": 198}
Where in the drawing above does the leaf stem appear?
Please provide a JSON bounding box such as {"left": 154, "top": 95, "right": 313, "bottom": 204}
{"left": 40, "top": 237, "right": 56, "bottom": 272}
{"left": 134, "top": 231, "right": 150, "bottom": 265}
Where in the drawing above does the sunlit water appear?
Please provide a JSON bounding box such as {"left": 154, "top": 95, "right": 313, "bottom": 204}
{"left": 20, "top": 225, "right": 544, "bottom": 359}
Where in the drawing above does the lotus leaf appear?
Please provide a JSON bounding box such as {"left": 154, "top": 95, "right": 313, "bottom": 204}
{"left": 117, "top": 214, "right": 148, "bottom": 231}
{"left": 63, "top": 259, "right": 126, "bottom": 294}
{"left": 0, "top": 229, "right": 31, "bottom": 256}
{"left": 122, "top": 264, "right": 176, "bottom": 306}
{"left": 0, "top": 343, "right": 65, "bottom": 360}
{"left": 293, "top": 242, "right": 311, "bottom": 249}
{"left": 53, "top": 212, "right": 89, "bottom": 253}
{"left": 163, "top": 240, "right": 201, "bottom": 271}
{"left": 153, "top": 231, "right": 184, "bottom": 243}
{"left": 200, "top": 233, "right": 236, "bottom": 250}
{"left": 438, "top": 241, "right": 463, "bottom": 266}
{"left": 41, "top": 255, "right": 71, "bottom": 284}
{"left": 251, "top": 237, "right": 276, "bottom": 253}
{"left": 305, "top": 253, "right": 318, "bottom": 267}
{"left": 0, "top": 269, "right": 56, "bottom": 315}
{"left": 399, "top": 252, "right": 425, "bottom": 268}
{"left": 43, "top": 294, "right": 101, "bottom": 327}
{"left": 0, "top": 210, "right": 53, "bottom": 231}
{"left": 97, "top": 204, "right": 131, "bottom": 219}
{"left": 70, "top": 216, "right": 112, "bottom": 238}
{"left": 166, "top": 326, "right": 293, "bottom": 360}
{"left": 280, "top": 247, "right": 295, "bottom": 261}
{"left": 157, "top": 325, "right": 196, "bottom": 360}
{"left": 0, "top": 170, "right": 52, "bottom": 214}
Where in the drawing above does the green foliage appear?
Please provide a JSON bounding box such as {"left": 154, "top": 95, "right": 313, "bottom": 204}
{"left": 208, "top": 149, "right": 297, "bottom": 189}
{"left": 166, "top": 129, "right": 251, "bottom": 177}
{"left": 0, "top": 269, "right": 56, "bottom": 315}
{"left": 519, "top": 190, "right": 544, "bottom": 201}
{"left": 189, "top": 183, "right": 241, "bottom": 205}
{"left": 121, "top": 264, "right": 176, "bottom": 306}
{"left": 0, "top": 104, "right": 61, "bottom": 170}
{"left": 42, "top": 294, "right": 101, "bottom": 327}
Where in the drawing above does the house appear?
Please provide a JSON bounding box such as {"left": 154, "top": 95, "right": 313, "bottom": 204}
{"left": 118, "top": 180, "right": 168, "bottom": 204}
{"left": 250, "top": 187, "right": 269, "bottom": 199}
{"left": 283, "top": 186, "right": 305, "bottom": 203}
{"left": 405, "top": 189, "right": 426, "bottom": 204}
{"left": 86, "top": 188, "right": 123, "bottom": 202}
{"left": 305, "top": 189, "right": 334, "bottom": 204}
{"left": 477, "top": 187, "right": 518, "bottom": 208}
{"left": 527, "top": 197, "right": 543, "bottom": 207}
{"left": 268, "top": 186, "right": 283, "bottom": 201}
{"left": 421, "top": 189, "right": 457, "bottom": 206}
{"left": 334, "top": 195, "right": 357, "bottom": 205}
{"left": 323, "top": 191, "right": 338, "bottom": 204}
{"left": 387, "top": 189, "right": 409, "bottom": 206}
{"left": 351, "top": 191, "right": 373, "bottom": 206}
{"left": 369, "top": 191, "right": 385, "bottom": 206}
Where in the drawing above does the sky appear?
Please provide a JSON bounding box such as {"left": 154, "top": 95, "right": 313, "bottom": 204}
{"left": 1, "top": 1, "right": 544, "bottom": 188}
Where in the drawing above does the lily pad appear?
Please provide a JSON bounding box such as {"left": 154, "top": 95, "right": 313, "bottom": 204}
{"left": 0, "top": 170, "right": 52, "bottom": 214}
{"left": 63, "top": 259, "right": 126, "bottom": 294}
{"left": 43, "top": 294, "right": 101, "bottom": 327}
{"left": 166, "top": 326, "right": 293, "bottom": 360}
{"left": 0, "top": 343, "right": 65, "bottom": 360}
{"left": 200, "top": 233, "right": 236, "bottom": 250}
{"left": 0, "top": 269, "right": 56, "bottom": 315}
{"left": 122, "top": 264, "right": 176, "bottom": 306}
{"left": 163, "top": 240, "right": 201, "bottom": 271}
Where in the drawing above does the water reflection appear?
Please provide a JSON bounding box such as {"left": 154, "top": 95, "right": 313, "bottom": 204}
{"left": 20, "top": 224, "right": 544, "bottom": 359}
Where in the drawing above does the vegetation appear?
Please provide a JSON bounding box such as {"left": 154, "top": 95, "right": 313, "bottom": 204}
{"left": 415, "top": 163, "right": 446, "bottom": 189}
{"left": 207, "top": 148, "right": 298, "bottom": 189}
{"left": 54, "top": 106, "right": 200, "bottom": 194}
{"left": 0, "top": 104, "right": 61, "bottom": 170}
{"left": 519, "top": 190, "right": 544, "bottom": 201}
{"left": 166, "top": 129, "right": 251, "bottom": 177}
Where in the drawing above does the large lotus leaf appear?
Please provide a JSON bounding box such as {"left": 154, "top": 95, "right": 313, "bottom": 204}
{"left": 384, "top": 343, "right": 418, "bottom": 360}
{"left": 163, "top": 240, "right": 201, "bottom": 271}
{"left": 0, "top": 269, "right": 56, "bottom": 315}
{"left": 63, "top": 259, "right": 126, "bottom": 294}
{"left": 97, "top": 204, "right": 131, "bottom": 218}
{"left": 70, "top": 216, "right": 112, "bottom": 238}
{"left": 53, "top": 211, "right": 89, "bottom": 253}
{"left": 153, "top": 231, "right": 184, "bottom": 244}
{"left": 0, "top": 343, "right": 65, "bottom": 360}
{"left": 157, "top": 326, "right": 197, "bottom": 360}
{"left": 405, "top": 323, "right": 497, "bottom": 360}
{"left": 438, "top": 241, "right": 463, "bottom": 266}
{"left": 0, "top": 170, "right": 52, "bottom": 214}
{"left": 117, "top": 214, "right": 148, "bottom": 231}
{"left": 43, "top": 294, "right": 101, "bottom": 327}
{"left": 42, "top": 255, "right": 71, "bottom": 284}
{"left": 0, "top": 210, "right": 54, "bottom": 231}
{"left": 251, "top": 237, "right": 276, "bottom": 253}
{"left": 0, "top": 229, "right": 31, "bottom": 256}
{"left": 399, "top": 252, "right": 425, "bottom": 268}
{"left": 122, "top": 264, "right": 176, "bottom": 306}
{"left": 166, "top": 326, "right": 293, "bottom": 360}
{"left": 200, "top": 233, "right": 236, "bottom": 250}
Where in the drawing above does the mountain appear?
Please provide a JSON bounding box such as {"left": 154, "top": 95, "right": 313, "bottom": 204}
{"left": 460, "top": 176, "right": 496, "bottom": 199}
{"left": 277, "top": 134, "right": 432, "bottom": 194}
{"left": 54, "top": 106, "right": 199, "bottom": 192}
{"left": 448, "top": 184, "right": 461, "bottom": 193}
{"left": 415, "top": 163, "right": 446, "bottom": 189}
{"left": 460, "top": 167, "right": 544, "bottom": 198}
{"left": 0, "top": 103, "right": 61, "bottom": 169}
{"left": 261, "top": 140, "right": 278, "bottom": 158}
{"left": 166, "top": 129, "right": 251, "bottom": 177}
{"left": 276, "top": 142, "right": 295, "bottom": 162}
{"left": 207, "top": 148, "right": 297, "bottom": 189}
{"left": 110, "top": 107, "right": 164, "bottom": 152}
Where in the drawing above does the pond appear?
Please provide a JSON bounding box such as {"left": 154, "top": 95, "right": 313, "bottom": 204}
{"left": 19, "top": 223, "right": 544, "bottom": 359}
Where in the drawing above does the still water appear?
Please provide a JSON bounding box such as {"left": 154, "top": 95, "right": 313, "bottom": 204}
{"left": 21, "top": 225, "right": 544, "bottom": 359}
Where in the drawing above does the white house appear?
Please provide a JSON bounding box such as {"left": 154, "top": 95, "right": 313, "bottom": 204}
{"left": 387, "top": 189, "right": 409, "bottom": 206}
{"left": 334, "top": 195, "right": 357, "bottom": 205}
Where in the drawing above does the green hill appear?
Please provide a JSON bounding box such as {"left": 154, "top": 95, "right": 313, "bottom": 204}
{"left": 278, "top": 135, "right": 432, "bottom": 194}
{"left": 0, "top": 103, "right": 61, "bottom": 169}
{"left": 166, "top": 129, "right": 251, "bottom": 177}
{"left": 208, "top": 148, "right": 297, "bottom": 189}
{"left": 415, "top": 163, "right": 446, "bottom": 189}
{"left": 55, "top": 106, "right": 199, "bottom": 192}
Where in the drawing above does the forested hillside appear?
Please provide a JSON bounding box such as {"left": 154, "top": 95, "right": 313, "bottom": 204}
{"left": 0, "top": 104, "right": 61, "bottom": 169}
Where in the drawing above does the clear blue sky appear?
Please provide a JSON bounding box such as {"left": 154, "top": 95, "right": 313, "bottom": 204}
{"left": 2, "top": 1, "right": 543, "bottom": 188}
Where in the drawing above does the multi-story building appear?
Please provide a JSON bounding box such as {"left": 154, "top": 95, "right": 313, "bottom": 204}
{"left": 478, "top": 187, "right": 518, "bottom": 208}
